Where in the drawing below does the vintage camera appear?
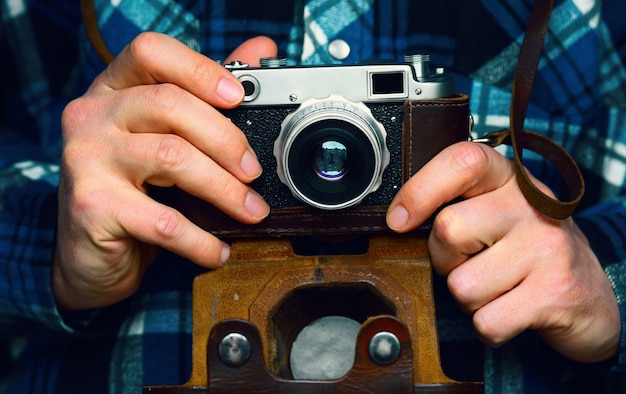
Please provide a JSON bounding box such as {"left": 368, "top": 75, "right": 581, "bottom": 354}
{"left": 153, "top": 55, "right": 471, "bottom": 238}
{"left": 146, "top": 56, "right": 481, "bottom": 393}
{"left": 229, "top": 54, "right": 454, "bottom": 210}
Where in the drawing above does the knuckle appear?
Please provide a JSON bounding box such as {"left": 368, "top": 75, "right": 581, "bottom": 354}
{"left": 532, "top": 229, "right": 578, "bottom": 284}
{"left": 156, "top": 134, "right": 188, "bottom": 170}
{"left": 187, "top": 59, "right": 216, "bottom": 88}
{"left": 210, "top": 175, "right": 242, "bottom": 205}
{"left": 127, "top": 32, "right": 161, "bottom": 64}
{"left": 539, "top": 226, "right": 571, "bottom": 256}
{"left": 61, "top": 139, "right": 101, "bottom": 173}
{"left": 62, "top": 98, "right": 95, "bottom": 135}
{"left": 61, "top": 141, "right": 87, "bottom": 167}
{"left": 431, "top": 206, "right": 465, "bottom": 246}
{"left": 66, "top": 181, "right": 108, "bottom": 229}
{"left": 473, "top": 312, "right": 502, "bottom": 346}
{"left": 154, "top": 208, "right": 184, "bottom": 241}
{"left": 146, "top": 83, "right": 183, "bottom": 112}
{"left": 215, "top": 176, "right": 235, "bottom": 196}
{"left": 447, "top": 271, "right": 478, "bottom": 306}
{"left": 70, "top": 185, "right": 97, "bottom": 213}
{"left": 449, "top": 142, "right": 490, "bottom": 177}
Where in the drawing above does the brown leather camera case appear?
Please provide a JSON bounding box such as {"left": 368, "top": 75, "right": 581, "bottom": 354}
{"left": 151, "top": 94, "right": 470, "bottom": 238}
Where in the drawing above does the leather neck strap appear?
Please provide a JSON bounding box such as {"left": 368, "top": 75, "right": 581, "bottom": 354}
{"left": 81, "top": 0, "right": 114, "bottom": 64}
{"left": 81, "top": 0, "right": 585, "bottom": 220}
{"left": 479, "top": 0, "right": 585, "bottom": 219}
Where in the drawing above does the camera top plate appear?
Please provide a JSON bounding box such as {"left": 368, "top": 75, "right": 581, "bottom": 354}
{"left": 227, "top": 55, "right": 455, "bottom": 106}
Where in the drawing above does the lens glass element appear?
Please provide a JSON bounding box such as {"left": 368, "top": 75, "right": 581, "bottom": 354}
{"left": 314, "top": 140, "right": 348, "bottom": 180}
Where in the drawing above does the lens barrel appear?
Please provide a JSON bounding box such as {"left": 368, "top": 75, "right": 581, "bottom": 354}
{"left": 274, "top": 96, "right": 390, "bottom": 210}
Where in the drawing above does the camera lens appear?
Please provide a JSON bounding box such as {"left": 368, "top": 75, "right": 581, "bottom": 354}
{"left": 287, "top": 119, "right": 377, "bottom": 207}
{"left": 275, "top": 96, "right": 389, "bottom": 210}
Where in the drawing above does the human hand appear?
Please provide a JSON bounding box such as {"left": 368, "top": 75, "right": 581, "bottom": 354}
{"left": 387, "top": 141, "right": 620, "bottom": 363}
{"left": 53, "top": 33, "right": 277, "bottom": 310}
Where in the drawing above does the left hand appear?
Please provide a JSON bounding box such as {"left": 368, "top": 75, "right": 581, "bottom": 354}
{"left": 386, "top": 141, "right": 620, "bottom": 363}
{"left": 53, "top": 34, "right": 277, "bottom": 310}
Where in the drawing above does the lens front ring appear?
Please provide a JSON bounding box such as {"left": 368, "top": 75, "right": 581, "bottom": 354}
{"left": 274, "top": 96, "right": 390, "bottom": 210}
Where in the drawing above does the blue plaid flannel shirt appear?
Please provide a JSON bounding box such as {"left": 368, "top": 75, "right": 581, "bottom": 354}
{"left": 2, "top": 0, "right": 626, "bottom": 392}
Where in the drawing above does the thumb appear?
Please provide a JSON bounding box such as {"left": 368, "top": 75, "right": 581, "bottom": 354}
{"left": 225, "top": 36, "right": 278, "bottom": 67}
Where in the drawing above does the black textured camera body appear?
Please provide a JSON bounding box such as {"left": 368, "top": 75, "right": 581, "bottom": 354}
{"left": 231, "top": 103, "right": 405, "bottom": 209}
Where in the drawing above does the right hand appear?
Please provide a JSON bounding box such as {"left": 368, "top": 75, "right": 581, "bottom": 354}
{"left": 53, "top": 33, "right": 277, "bottom": 310}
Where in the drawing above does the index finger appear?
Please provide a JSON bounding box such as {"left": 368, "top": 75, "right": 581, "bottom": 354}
{"left": 386, "top": 142, "right": 516, "bottom": 232}
{"left": 93, "top": 32, "right": 244, "bottom": 108}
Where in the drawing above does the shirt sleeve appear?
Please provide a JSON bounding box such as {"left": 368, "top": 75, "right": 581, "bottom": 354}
{"left": 576, "top": 2, "right": 626, "bottom": 371}
{"left": 0, "top": 138, "right": 80, "bottom": 335}
{"left": 0, "top": 0, "right": 87, "bottom": 336}
{"left": 576, "top": 202, "right": 626, "bottom": 363}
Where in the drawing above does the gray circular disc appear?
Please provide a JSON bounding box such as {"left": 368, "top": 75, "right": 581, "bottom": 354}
{"left": 290, "top": 315, "right": 361, "bottom": 380}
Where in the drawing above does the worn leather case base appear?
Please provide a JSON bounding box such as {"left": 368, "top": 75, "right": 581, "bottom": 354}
{"left": 143, "top": 235, "right": 483, "bottom": 393}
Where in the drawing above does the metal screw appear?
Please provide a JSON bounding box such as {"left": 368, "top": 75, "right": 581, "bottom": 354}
{"left": 368, "top": 331, "right": 401, "bottom": 365}
{"left": 289, "top": 93, "right": 298, "bottom": 102}
{"left": 218, "top": 333, "right": 252, "bottom": 367}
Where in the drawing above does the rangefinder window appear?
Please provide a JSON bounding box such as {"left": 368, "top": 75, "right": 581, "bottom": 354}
{"left": 370, "top": 72, "right": 406, "bottom": 96}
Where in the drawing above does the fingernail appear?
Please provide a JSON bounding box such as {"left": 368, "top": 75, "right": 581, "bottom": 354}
{"left": 387, "top": 205, "right": 409, "bottom": 230}
{"left": 240, "top": 150, "right": 262, "bottom": 179}
{"left": 216, "top": 77, "right": 244, "bottom": 105}
{"left": 220, "top": 242, "right": 231, "bottom": 264}
{"left": 245, "top": 190, "right": 270, "bottom": 219}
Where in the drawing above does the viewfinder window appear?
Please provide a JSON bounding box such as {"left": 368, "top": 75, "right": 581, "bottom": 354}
{"left": 371, "top": 72, "right": 405, "bottom": 95}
